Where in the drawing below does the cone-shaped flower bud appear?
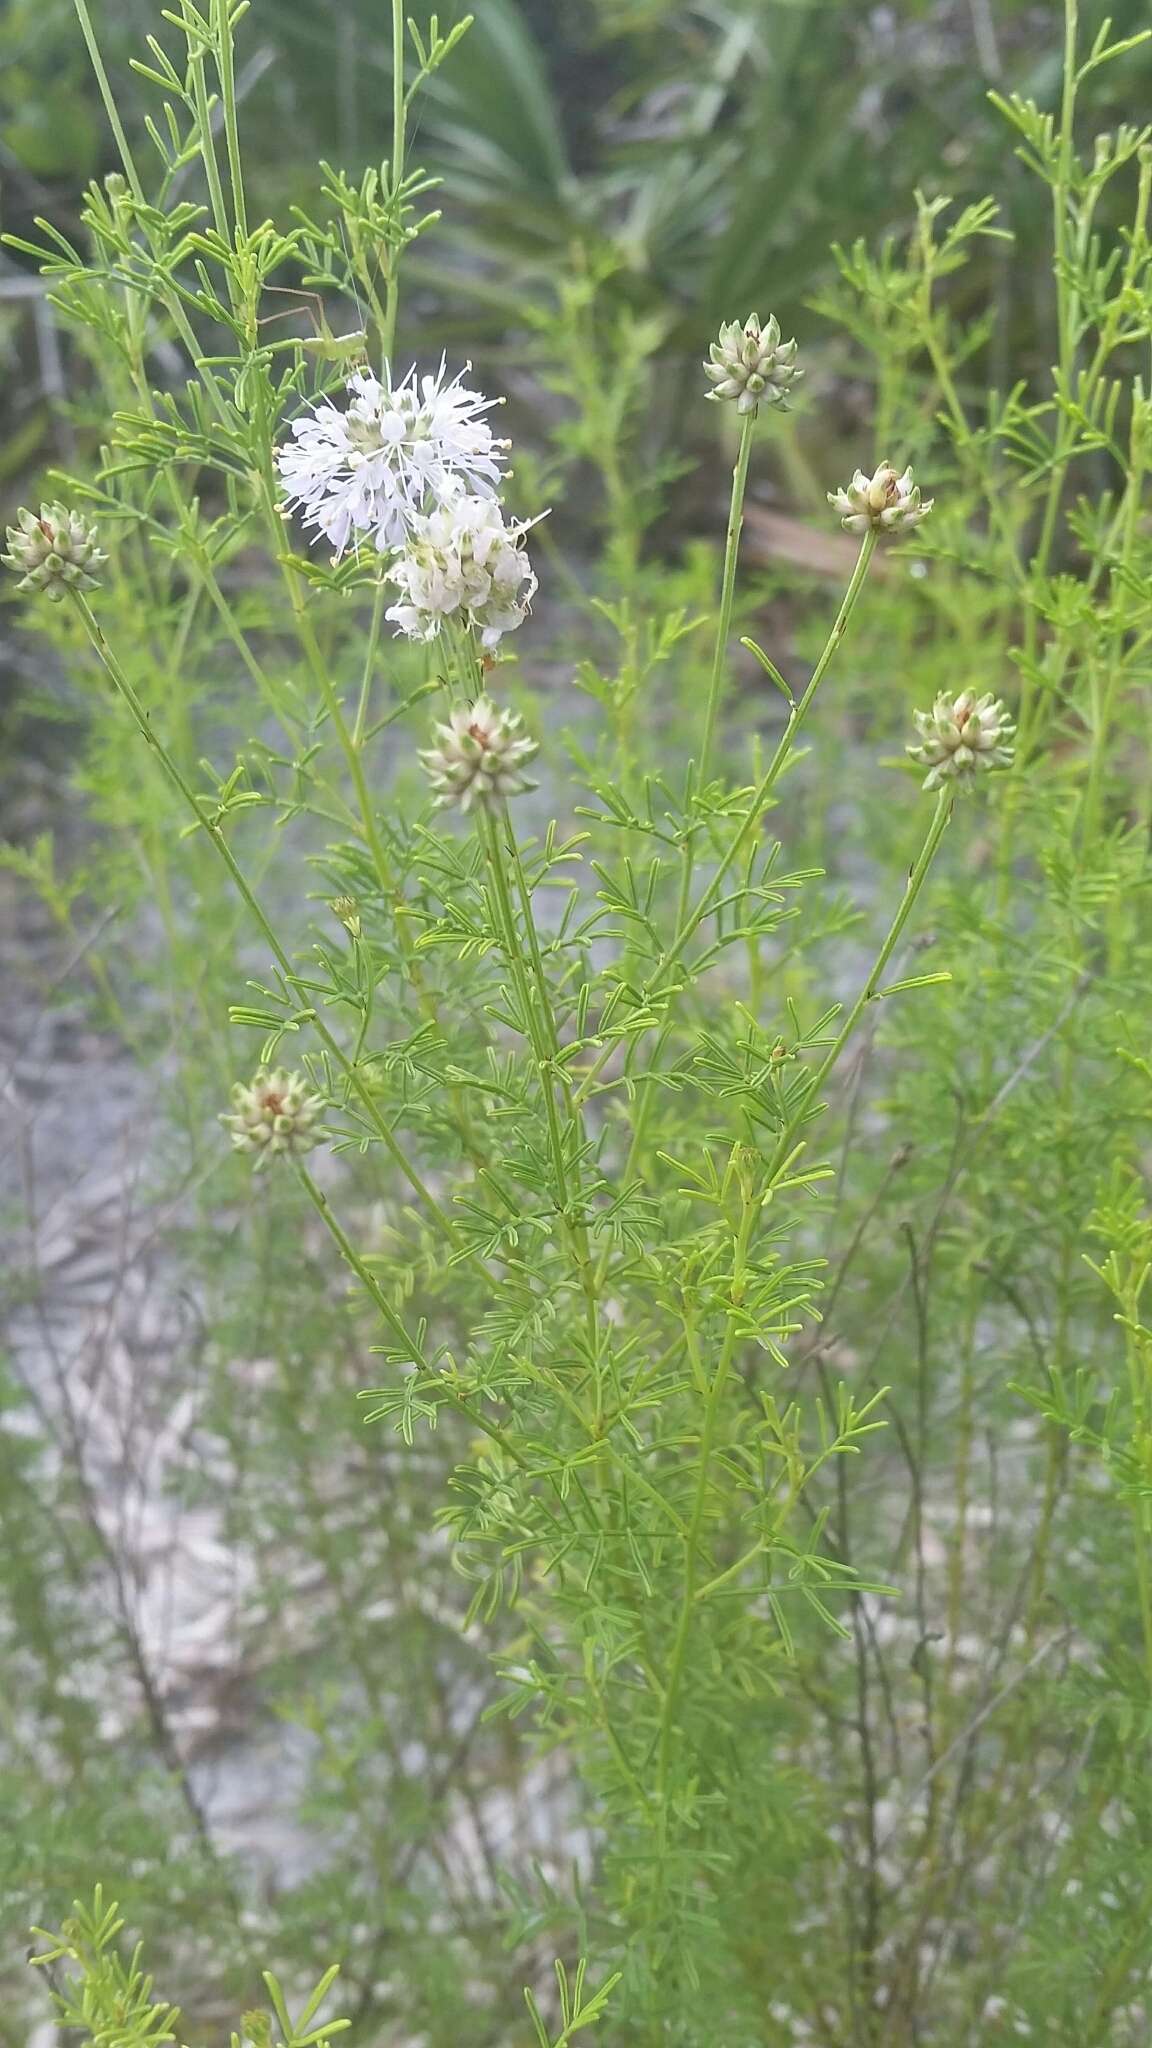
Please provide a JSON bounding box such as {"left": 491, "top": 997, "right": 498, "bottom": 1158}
{"left": 331, "top": 896, "right": 362, "bottom": 937}
{"left": 419, "top": 694, "right": 538, "bottom": 812}
{"left": 704, "top": 313, "right": 802, "bottom": 415}
{"left": 3, "top": 503, "right": 107, "bottom": 602}
{"left": 221, "top": 1067, "right": 327, "bottom": 1168}
{"left": 828, "top": 462, "right": 933, "bottom": 536}
{"left": 907, "top": 689, "right": 1015, "bottom": 792}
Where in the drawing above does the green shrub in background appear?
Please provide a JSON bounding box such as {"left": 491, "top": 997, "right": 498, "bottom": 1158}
{"left": 6, "top": 0, "right": 1152, "bottom": 487}
{"left": 4, "top": 0, "right": 1152, "bottom": 2043}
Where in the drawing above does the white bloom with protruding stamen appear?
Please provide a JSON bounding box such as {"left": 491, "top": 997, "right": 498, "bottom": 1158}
{"left": 828, "top": 461, "right": 933, "bottom": 536}
{"left": 419, "top": 694, "right": 538, "bottom": 811}
{"left": 386, "top": 493, "right": 539, "bottom": 650}
{"left": 907, "top": 689, "right": 1015, "bottom": 792}
{"left": 221, "top": 1067, "right": 327, "bottom": 1168}
{"left": 277, "top": 360, "right": 509, "bottom": 559}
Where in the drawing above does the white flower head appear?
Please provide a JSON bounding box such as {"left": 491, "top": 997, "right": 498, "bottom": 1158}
{"left": 419, "top": 694, "right": 538, "bottom": 811}
{"left": 277, "top": 359, "right": 509, "bottom": 559}
{"left": 221, "top": 1067, "right": 327, "bottom": 1168}
{"left": 828, "top": 461, "right": 933, "bottom": 536}
{"left": 3, "top": 503, "right": 107, "bottom": 602}
{"left": 907, "top": 689, "right": 1015, "bottom": 792}
{"left": 704, "top": 312, "right": 801, "bottom": 414}
{"left": 386, "top": 492, "right": 539, "bottom": 650}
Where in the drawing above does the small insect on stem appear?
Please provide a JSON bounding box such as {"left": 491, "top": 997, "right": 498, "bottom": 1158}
{"left": 258, "top": 285, "right": 369, "bottom": 366}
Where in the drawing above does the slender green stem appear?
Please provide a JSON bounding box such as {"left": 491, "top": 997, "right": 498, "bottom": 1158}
{"left": 73, "top": 0, "right": 236, "bottom": 427}
{"left": 481, "top": 803, "right": 606, "bottom": 1415}
{"left": 192, "top": 548, "right": 299, "bottom": 725}
{"left": 1129, "top": 1492, "right": 1152, "bottom": 1696}
{"left": 481, "top": 803, "right": 572, "bottom": 1212}
{"left": 498, "top": 801, "right": 563, "bottom": 1064}
{"left": 661, "top": 532, "right": 877, "bottom": 985}
{"left": 648, "top": 1172, "right": 762, "bottom": 1952}
{"left": 1054, "top": 0, "right": 1080, "bottom": 388}
{"left": 293, "top": 1162, "right": 526, "bottom": 1466}
{"left": 213, "top": 0, "right": 248, "bottom": 239}
{"left": 317, "top": 655, "right": 398, "bottom": 893}
{"left": 575, "top": 532, "right": 877, "bottom": 1110}
{"left": 157, "top": 275, "right": 235, "bottom": 423}
{"left": 188, "top": 33, "right": 232, "bottom": 247}
{"left": 1080, "top": 654, "right": 1113, "bottom": 847}
{"left": 693, "top": 1538, "right": 766, "bottom": 1607}
{"left": 497, "top": 798, "right": 603, "bottom": 1368}
{"left": 1082, "top": 1863, "right": 1152, "bottom": 2046}
{"left": 1122, "top": 1309, "right": 1152, "bottom": 1694}
{"left": 655, "top": 1297, "right": 743, "bottom": 1783}
{"left": 391, "top": 0, "right": 406, "bottom": 194}
{"left": 353, "top": 583, "right": 388, "bottom": 747}
{"left": 697, "top": 409, "right": 757, "bottom": 787}
{"left": 72, "top": 0, "right": 145, "bottom": 202}
{"left": 251, "top": 474, "right": 415, "bottom": 908}
{"left": 1022, "top": 0, "right": 1080, "bottom": 674}
{"left": 71, "top": 595, "right": 286, "bottom": 970}
{"left": 768, "top": 787, "right": 953, "bottom": 1181}
{"left": 294, "top": 1162, "right": 432, "bottom": 1366}
{"left": 382, "top": 0, "right": 406, "bottom": 365}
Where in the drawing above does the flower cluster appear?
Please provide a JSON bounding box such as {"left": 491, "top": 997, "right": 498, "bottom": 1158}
{"left": 829, "top": 461, "right": 933, "bottom": 537}
{"left": 275, "top": 328, "right": 949, "bottom": 825}
{"left": 2, "top": 503, "right": 107, "bottom": 602}
{"left": 419, "top": 694, "right": 538, "bottom": 811}
{"left": 704, "top": 313, "right": 801, "bottom": 414}
{"left": 907, "top": 690, "right": 1016, "bottom": 792}
{"left": 278, "top": 356, "right": 539, "bottom": 653}
{"left": 386, "top": 495, "right": 538, "bottom": 651}
{"left": 221, "top": 1068, "right": 327, "bottom": 1168}
{"left": 277, "top": 360, "right": 508, "bottom": 559}
{"left": 279, "top": 348, "right": 543, "bottom": 804}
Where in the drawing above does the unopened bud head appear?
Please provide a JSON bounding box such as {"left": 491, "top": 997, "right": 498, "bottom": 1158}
{"left": 907, "top": 689, "right": 1015, "bottom": 792}
{"left": 704, "top": 313, "right": 802, "bottom": 415}
{"left": 419, "top": 694, "right": 538, "bottom": 812}
{"left": 331, "top": 896, "right": 361, "bottom": 937}
{"left": 2, "top": 504, "right": 107, "bottom": 602}
{"left": 828, "top": 462, "right": 933, "bottom": 537}
{"left": 221, "top": 1068, "right": 327, "bottom": 1168}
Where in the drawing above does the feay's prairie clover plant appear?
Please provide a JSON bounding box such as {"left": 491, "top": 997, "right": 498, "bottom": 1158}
{"left": 2, "top": 2, "right": 961, "bottom": 2013}
{"left": 4, "top": 448, "right": 959, "bottom": 2028}
{"left": 7, "top": 0, "right": 1152, "bottom": 2040}
{"left": 4, "top": 134, "right": 960, "bottom": 2045}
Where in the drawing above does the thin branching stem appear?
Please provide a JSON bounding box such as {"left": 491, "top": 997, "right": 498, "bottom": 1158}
{"left": 575, "top": 531, "right": 877, "bottom": 1111}
{"left": 768, "top": 788, "right": 953, "bottom": 1182}
{"left": 69, "top": 591, "right": 461, "bottom": 1246}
